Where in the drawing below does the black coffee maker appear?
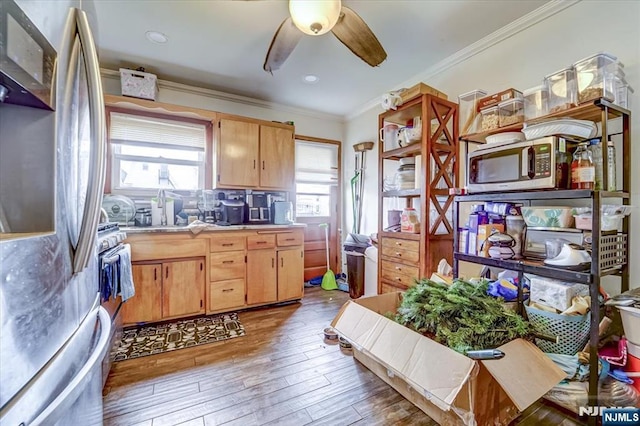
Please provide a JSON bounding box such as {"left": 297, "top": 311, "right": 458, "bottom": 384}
{"left": 219, "top": 199, "right": 245, "bottom": 225}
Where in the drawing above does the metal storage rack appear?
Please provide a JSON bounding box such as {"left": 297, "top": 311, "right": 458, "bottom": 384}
{"left": 377, "top": 94, "right": 459, "bottom": 293}
{"left": 453, "top": 99, "right": 631, "bottom": 425}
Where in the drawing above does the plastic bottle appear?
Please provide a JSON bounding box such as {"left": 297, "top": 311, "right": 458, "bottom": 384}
{"left": 587, "top": 138, "right": 603, "bottom": 190}
{"left": 607, "top": 139, "right": 617, "bottom": 191}
{"left": 571, "top": 142, "right": 595, "bottom": 189}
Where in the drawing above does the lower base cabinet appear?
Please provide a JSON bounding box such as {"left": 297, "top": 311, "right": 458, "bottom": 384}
{"left": 122, "top": 258, "right": 205, "bottom": 326}
{"left": 208, "top": 279, "right": 245, "bottom": 312}
{"left": 246, "top": 248, "right": 278, "bottom": 305}
{"left": 277, "top": 248, "right": 304, "bottom": 301}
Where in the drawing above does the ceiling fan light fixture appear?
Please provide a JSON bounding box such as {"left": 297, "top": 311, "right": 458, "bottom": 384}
{"left": 289, "top": 0, "right": 342, "bottom": 36}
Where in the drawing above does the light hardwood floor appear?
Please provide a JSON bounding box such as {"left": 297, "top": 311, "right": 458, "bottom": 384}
{"left": 103, "top": 287, "right": 583, "bottom": 426}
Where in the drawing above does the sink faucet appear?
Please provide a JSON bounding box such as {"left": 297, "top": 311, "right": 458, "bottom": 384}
{"left": 157, "top": 189, "right": 167, "bottom": 226}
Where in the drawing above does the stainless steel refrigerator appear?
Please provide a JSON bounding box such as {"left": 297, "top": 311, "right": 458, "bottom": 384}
{"left": 0, "top": 1, "right": 110, "bottom": 424}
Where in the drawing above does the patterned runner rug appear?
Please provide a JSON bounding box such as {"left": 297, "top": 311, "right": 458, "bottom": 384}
{"left": 114, "top": 312, "right": 245, "bottom": 361}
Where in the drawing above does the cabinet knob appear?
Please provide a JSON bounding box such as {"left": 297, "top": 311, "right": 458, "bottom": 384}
{"left": 222, "top": 260, "right": 234, "bottom": 264}
{"left": 395, "top": 241, "right": 402, "bottom": 246}
{"left": 396, "top": 252, "right": 402, "bottom": 257}
{"left": 222, "top": 288, "right": 234, "bottom": 293}
{"left": 165, "top": 266, "right": 169, "bottom": 278}
{"left": 222, "top": 243, "right": 234, "bottom": 247}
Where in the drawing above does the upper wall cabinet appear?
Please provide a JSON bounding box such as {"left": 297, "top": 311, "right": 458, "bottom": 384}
{"left": 216, "top": 116, "right": 295, "bottom": 190}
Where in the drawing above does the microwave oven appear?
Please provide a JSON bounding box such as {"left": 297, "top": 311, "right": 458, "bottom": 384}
{"left": 0, "top": 0, "right": 57, "bottom": 110}
{"left": 467, "top": 136, "right": 572, "bottom": 193}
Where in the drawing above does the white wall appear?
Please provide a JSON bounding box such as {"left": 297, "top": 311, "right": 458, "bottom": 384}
{"left": 101, "top": 74, "right": 344, "bottom": 141}
{"left": 344, "top": 0, "right": 640, "bottom": 289}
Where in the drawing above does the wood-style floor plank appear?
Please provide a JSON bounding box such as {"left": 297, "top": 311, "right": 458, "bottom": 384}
{"left": 103, "top": 287, "right": 585, "bottom": 426}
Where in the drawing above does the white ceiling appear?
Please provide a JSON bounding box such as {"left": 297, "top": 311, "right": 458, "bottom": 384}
{"left": 91, "top": 0, "right": 550, "bottom": 117}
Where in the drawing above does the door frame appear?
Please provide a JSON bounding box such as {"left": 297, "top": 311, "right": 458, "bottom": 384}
{"left": 294, "top": 135, "right": 342, "bottom": 274}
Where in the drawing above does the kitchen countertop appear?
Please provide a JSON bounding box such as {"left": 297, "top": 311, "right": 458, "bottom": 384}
{"left": 122, "top": 223, "right": 306, "bottom": 234}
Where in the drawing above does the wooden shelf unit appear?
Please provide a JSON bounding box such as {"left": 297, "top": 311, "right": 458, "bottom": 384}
{"left": 377, "top": 94, "right": 459, "bottom": 293}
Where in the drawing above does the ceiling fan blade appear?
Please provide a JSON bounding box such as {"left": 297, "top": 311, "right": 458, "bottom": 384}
{"left": 263, "top": 17, "right": 303, "bottom": 73}
{"left": 330, "top": 6, "right": 387, "bottom": 67}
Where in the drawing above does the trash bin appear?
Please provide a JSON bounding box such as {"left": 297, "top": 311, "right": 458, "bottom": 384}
{"left": 344, "top": 233, "right": 370, "bottom": 299}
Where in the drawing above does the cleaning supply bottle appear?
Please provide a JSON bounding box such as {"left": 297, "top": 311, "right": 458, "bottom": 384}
{"left": 571, "top": 142, "right": 595, "bottom": 189}
{"left": 587, "top": 138, "right": 603, "bottom": 190}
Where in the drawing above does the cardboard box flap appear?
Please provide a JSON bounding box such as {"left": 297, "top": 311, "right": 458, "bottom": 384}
{"left": 480, "top": 339, "right": 566, "bottom": 411}
{"left": 333, "top": 298, "right": 475, "bottom": 410}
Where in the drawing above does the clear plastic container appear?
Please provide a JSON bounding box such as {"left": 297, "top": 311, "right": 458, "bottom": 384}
{"left": 498, "top": 98, "right": 524, "bottom": 127}
{"left": 544, "top": 67, "right": 577, "bottom": 113}
{"left": 573, "top": 52, "right": 618, "bottom": 104}
{"left": 523, "top": 85, "right": 548, "bottom": 121}
{"left": 458, "top": 89, "right": 487, "bottom": 135}
{"left": 614, "top": 75, "right": 634, "bottom": 109}
{"left": 480, "top": 105, "right": 499, "bottom": 132}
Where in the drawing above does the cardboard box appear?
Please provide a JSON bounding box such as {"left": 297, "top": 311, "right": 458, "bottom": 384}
{"left": 477, "top": 88, "right": 522, "bottom": 111}
{"left": 332, "top": 292, "right": 564, "bottom": 426}
{"left": 477, "top": 223, "right": 504, "bottom": 257}
{"left": 400, "top": 83, "right": 448, "bottom": 103}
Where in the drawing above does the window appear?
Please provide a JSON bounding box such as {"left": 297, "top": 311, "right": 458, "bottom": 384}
{"left": 295, "top": 141, "right": 338, "bottom": 217}
{"left": 109, "top": 111, "right": 208, "bottom": 194}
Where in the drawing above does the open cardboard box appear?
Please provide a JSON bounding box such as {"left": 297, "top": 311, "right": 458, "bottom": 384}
{"left": 331, "top": 292, "right": 565, "bottom": 426}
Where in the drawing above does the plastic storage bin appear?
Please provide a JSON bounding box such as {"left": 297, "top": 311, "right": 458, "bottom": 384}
{"left": 458, "top": 89, "right": 487, "bottom": 135}
{"left": 523, "top": 85, "right": 549, "bottom": 121}
{"left": 573, "top": 53, "right": 618, "bottom": 104}
{"left": 480, "top": 105, "right": 499, "bottom": 131}
{"left": 544, "top": 67, "right": 577, "bottom": 114}
{"left": 498, "top": 98, "right": 524, "bottom": 127}
{"left": 614, "top": 75, "right": 634, "bottom": 109}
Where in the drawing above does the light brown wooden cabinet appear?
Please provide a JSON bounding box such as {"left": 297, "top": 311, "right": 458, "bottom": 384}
{"left": 246, "top": 248, "right": 277, "bottom": 305}
{"left": 209, "top": 234, "right": 247, "bottom": 313}
{"left": 122, "top": 258, "right": 205, "bottom": 325}
{"left": 277, "top": 248, "right": 304, "bottom": 301}
{"left": 121, "top": 263, "right": 162, "bottom": 324}
{"left": 216, "top": 117, "right": 294, "bottom": 190}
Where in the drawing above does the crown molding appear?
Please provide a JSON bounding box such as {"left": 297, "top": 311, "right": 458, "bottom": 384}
{"left": 100, "top": 68, "right": 344, "bottom": 123}
{"left": 346, "top": 0, "right": 582, "bottom": 121}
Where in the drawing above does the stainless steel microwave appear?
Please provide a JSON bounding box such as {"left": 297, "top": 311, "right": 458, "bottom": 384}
{"left": 467, "top": 136, "right": 572, "bottom": 193}
{"left": 0, "top": 0, "right": 56, "bottom": 110}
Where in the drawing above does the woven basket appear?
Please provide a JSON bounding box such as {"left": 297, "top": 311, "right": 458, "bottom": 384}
{"left": 525, "top": 304, "right": 591, "bottom": 355}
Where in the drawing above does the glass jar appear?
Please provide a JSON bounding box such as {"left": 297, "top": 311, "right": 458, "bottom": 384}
{"left": 571, "top": 142, "right": 595, "bottom": 189}
{"left": 587, "top": 138, "right": 603, "bottom": 190}
{"left": 401, "top": 208, "right": 420, "bottom": 233}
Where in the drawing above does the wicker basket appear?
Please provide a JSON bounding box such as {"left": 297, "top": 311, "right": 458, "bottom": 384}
{"left": 525, "top": 304, "right": 591, "bottom": 355}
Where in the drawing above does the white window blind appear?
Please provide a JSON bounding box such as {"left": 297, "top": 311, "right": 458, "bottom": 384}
{"left": 110, "top": 112, "right": 206, "bottom": 149}
{"left": 295, "top": 141, "right": 338, "bottom": 184}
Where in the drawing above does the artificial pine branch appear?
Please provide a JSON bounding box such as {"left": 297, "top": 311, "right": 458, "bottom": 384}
{"left": 395, "top": 278, "right": 531, "bottom": 355}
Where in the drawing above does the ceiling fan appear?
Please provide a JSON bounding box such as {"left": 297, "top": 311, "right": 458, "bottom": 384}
{"left": 263, "top": 0, "right": 387, "bottom": 73}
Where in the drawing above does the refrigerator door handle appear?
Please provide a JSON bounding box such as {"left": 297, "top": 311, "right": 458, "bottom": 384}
{"left": 30, "top": 306, "right": 111, "bottom": 426}
{"left": 72, "top": 9, "right": 106, "bottom": 274}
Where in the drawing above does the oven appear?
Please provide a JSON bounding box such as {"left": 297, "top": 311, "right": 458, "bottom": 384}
{"left": 96, "top": 222, "right": 129, "bottom": 386}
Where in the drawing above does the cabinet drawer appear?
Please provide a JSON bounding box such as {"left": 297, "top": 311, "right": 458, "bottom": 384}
{"left": 380, "top": 260, "right": 419, "bottom": 280}
{"left": 210, "top": 251, "right": 245, "bottom": 281}
{"left": 276, "top": 232, "right": 303, "bottom": 247}
{"left": 210, "top": 235, "right": 246, "bottom": 252}
{"left": 380, "top": 246, "right": 420, "bottom": 264}
{"left": 381, "top": 237, "right": 420, "bottom": 253}
{"left": 131, "top": 239, "right": 207, "bottom": 262}
{"left": 380, "top": 268, "right": 417, "bottom": 288}
{"left": 247, "top": 234, "right": 276, "bottom": 250}
{"left": 209, "top": 279, "right": 245, "bottom": 311}
{"left": 381, "top": 282, "right": 408, "bottom": 294}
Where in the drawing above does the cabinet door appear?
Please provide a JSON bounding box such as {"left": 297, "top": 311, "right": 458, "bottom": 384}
{"left": 246, "top": 249, "right": 277, "bottom": 305}
{"left": 218, "top": 118, "right": 259, "bottom": 187}
{"left": 259, "top": 125, "right": 294, "bottom": 189}
{"left": 277, "top": 248, "right": 304, "bottom": 301}
{"left": 162, "top": 259, "right": 205, "bottom": 319}
{"left": 121, "top": 263, "right": 162, "bottom": 325}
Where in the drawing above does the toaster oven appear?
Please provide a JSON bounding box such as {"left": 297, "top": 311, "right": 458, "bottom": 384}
{"left": 467, "top": 136, "right": 572, "bottom": 193}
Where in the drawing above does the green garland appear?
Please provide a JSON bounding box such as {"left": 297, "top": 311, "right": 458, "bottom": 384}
{"left": 394, "top": 278, "right": 531, "bottom": 355}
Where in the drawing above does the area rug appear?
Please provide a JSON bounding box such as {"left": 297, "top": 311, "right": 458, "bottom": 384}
{"left": 114, "top": 312, "right": 245, "bottom": 361}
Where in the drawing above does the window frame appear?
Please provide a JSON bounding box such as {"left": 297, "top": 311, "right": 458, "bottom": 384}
{"left": 105, "top": 106, "right": 213, "bottom": 197}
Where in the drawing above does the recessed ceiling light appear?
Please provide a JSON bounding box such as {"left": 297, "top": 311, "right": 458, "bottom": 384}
{"left": 303, "top": 74, "right": 319, "bottom": 84}
{"left": 145, "top": 31, "right": 168, "bottom": 44}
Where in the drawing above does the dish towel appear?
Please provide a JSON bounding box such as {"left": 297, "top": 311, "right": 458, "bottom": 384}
{"left": 118, "top": 244, "right": 135, "bottom": 302}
